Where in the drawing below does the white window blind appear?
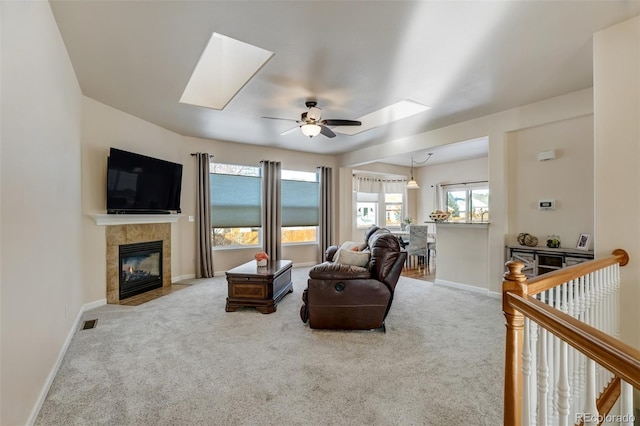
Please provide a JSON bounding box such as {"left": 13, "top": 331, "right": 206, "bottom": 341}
{"left": 282, "top": 179, "right": 319, "bottom": 227}
{"left": 210, "top": 173, "right": 261, "bottom": 227}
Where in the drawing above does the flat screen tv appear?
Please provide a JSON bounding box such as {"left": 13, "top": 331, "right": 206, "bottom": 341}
{"left": 106, "top": 148, "right": 183, "bottom": 214}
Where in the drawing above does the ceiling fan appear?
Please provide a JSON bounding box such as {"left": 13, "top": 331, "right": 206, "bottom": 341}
{"left": 262, "top": 100, "right": 361, "bottom": 138}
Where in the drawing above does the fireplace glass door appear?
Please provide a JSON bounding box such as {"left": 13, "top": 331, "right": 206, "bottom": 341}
{"left": 119, "top": 240, "right": 163, "bottom": 299}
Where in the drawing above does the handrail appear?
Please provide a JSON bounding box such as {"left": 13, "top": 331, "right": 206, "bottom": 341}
{"left": 525, "top": 248, "right": 628, "bottom": 296}
{"left": 504, "top": 292, "right": 640, "bottom": 388}
{"left": 502, "top": 249, "right": 633, "bottom": 426}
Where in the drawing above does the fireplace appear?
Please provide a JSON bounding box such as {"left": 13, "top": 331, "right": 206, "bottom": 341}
{"left": 106, "top": 223, "right": 171, "bottom": 304}
{"left": 119, "top": 240, "right": 163, "bottom": 300}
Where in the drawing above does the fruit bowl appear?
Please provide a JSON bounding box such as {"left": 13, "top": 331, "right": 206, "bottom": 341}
{"left": 429, "top": 211, "right": 451, "bottom": 222}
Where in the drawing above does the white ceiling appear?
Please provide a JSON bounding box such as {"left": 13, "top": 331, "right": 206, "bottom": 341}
{"left": 49, "top": 0, "right": 640, "bottom": 166}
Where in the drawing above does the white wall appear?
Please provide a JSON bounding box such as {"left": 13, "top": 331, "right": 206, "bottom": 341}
{"left": 0, "top": 2, "right": 84, "bottom": 424}
{"left": 81, "top": 98, "right": 188, "bottom": 302}
{"left": 413, "top": 157, "right": 489, "bottom": 290}
{"left": 338, "top": 88, "right": 595, "bottom": 294}
{"left": 81, "top": 99, "right": 339, "bottom": 300}
{"left": 507, "top": 115, "right": 594, "bottom": 248}
{"left": 593, "top": 16, "right": 640, "bottom": 349}
{"left": 436, "top": 225, "right": 489, "bottom": 291}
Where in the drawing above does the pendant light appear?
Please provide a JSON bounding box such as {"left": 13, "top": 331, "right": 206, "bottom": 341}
{"left": 406, "top": 153, "right": 433, "bottom": 189}
{"left": 407, "top": 157, "right": 420, "bottom": 189}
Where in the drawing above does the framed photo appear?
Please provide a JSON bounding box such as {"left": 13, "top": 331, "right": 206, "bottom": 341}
{"left": 576, "top": 233, "right": 591, "bottom": 250}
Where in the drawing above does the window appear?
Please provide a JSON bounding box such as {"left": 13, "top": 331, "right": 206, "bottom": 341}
{"left": 355, "top": 176, "right": 406, "bottom": 229}
{"left": 444, "top": 183, "right": 489, "bottom": 223}
{"left": 210, "top": 164, "right": 320, "bottom": 247}
{"left": 356, "top": 192, "right": 378, "bottom": 228}
{"left": 384, "top": 193, "right": 403, "bottom": 228}
{"left": 281, "top": 170, "right": 319, "bottom": 244}
{"left": 210, "top": 163, "right": 262, "bottom": 248}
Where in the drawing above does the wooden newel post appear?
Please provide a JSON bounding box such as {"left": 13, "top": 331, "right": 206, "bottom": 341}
{"left": 503, "top": 260, "right": 528, "bottom": 426}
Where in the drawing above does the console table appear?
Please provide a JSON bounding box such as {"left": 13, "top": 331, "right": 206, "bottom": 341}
{"left": 506, "top": 245, "right": 594, "bottom": 278}
{"left": 225, "top": 259, "right": 293, "bottom": 314}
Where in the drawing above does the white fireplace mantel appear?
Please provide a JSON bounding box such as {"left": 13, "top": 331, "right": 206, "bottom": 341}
{"left": 90, "top": 213, "right": 183, "bottom": 226}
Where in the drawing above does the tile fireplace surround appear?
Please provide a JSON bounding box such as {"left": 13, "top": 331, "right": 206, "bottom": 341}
{"left": 106, "top": 223, "right": 171, "bottom": 304}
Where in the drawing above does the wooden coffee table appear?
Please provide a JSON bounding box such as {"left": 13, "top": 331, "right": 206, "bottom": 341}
{"left": 225, "top": 259, "right": 293, "bottom": 314}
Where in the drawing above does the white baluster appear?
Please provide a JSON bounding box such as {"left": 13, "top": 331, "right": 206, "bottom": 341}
{"left": 601, "top": 267, "right": 608, "bottom": 334}
{"left": 585, "top": 273, "right": 593, "bottom": 327}
{"left": 583, "top": 359, "right": 599, "bottom": 426}
{"left": 551, "top": 285, "right": 562, "bottom": 424}
{"left": 529, "top": 319, "right": 539, "bottom": 426}
{"left": 595, "top": 270, "right": 607, "bottom": 390}
{"left": 596, "top": 269, "right": 604, "bottom": 332}
{"left": 577, "top": 276, "right": 586, "bottom": 322}
{"left": 577, "top": 277, "right": 586, "bottom": 412}
{"left": 621, "top": 380, "right": 634, "bottom": 426}
{"left": 565, "top": 279, "right": 577, "bottom": 422}
{"left": 614, "top": 264, "right": 621, "bottom": 338}
{"left": 522, "top": 316, "right": 531, "bottom": 426}
{"left": 605, "top": 266, "right": 614, "bottom": 336}
{"left": 556, "top": 340, "right": 570, "bottom": 426}
{"left": 537, "top": 326, "right": 549, "bottom": 426}
{"left": 547, "top": 290, "right": 556, "bottom": 424}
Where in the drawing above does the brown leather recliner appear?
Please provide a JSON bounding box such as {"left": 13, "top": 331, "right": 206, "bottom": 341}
{"left": 300, "top": 226, "right": 407, "bottom": 331}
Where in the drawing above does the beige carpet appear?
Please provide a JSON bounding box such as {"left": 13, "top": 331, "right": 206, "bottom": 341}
{"left": 36, "top": 267, "right": 505, "bottom": 425}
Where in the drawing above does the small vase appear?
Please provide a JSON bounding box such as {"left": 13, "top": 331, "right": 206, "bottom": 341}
{"left": 256, "top": 259, "right": 267, "bottom": 267}
{"left": 546, "top": 235, "right": 560, "bottom": 249}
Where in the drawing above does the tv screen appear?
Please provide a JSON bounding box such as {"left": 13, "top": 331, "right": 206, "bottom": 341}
{"left": 106, "top": 148, "right": 183, "bottom": 214}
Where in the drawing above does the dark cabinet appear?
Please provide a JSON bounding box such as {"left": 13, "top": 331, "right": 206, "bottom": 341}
{"left": 506, "top": 246, "right": 594, "bottom": 277}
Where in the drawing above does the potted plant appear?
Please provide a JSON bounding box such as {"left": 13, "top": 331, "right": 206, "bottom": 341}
{"left": 254, "top": 252, "right": 269, "bottom": 267}
{"left": 546, "top": 235, "right": 561, "bottom": 249}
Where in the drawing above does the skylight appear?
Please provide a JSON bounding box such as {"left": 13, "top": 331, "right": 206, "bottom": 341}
{"left": 333, "top": 99, "right": 430, "bottom": 135}
{"left": 179, "top": 33, "right": 274, "bottom": 110}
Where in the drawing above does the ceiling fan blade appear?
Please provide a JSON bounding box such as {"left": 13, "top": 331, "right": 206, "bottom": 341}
{"left": 321, "top": 119, "right": 362, "bottom": 127}
{"left": 280, "top": 126, "right": 300, "bottom": 136}
{"left": 262, "top": 116, "right": 299, "bottom": 123}
{"left": 319, "top": 125, "right": 336, "bottom": 138}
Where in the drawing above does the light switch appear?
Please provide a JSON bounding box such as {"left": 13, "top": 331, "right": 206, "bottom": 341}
{"left": 188, "top": 215, "right": 195, "bottom": 222}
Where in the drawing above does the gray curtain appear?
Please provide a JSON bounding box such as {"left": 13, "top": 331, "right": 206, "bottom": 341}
{"left": 261, "top": 160, "right": 281, "bottom": 260}
{"left": 195, "top": 153, "right": 214, "bottom": 278}
{"left": 318, "top": 166, "right": 333, "bottom": 261}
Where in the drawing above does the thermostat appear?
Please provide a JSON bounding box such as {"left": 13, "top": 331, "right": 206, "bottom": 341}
{"left": 538, "top": 199, "right": 555, "bottom": 211}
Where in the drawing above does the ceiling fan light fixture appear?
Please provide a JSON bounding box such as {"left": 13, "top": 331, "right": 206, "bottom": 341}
{"left": 307, "top": 106, "right": 322, "bottom": 121}
{"left": 300, "top": 124, "right": 321, "bottom": 138}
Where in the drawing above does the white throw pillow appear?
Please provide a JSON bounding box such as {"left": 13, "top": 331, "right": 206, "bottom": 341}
{"left": 333, "top": 248, "right": 370, "bottom": 267}
{"left": 339, "top": 241, "right": 367, "bottom": 252}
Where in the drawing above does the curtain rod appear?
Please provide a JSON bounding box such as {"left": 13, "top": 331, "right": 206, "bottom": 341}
{"left": 190, "top": 152, "right": 214, "bottom": 157}
{"left": 438, "top": 180, "right": 488, "bottom": 187}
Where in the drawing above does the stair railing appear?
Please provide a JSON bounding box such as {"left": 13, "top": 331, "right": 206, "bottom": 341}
{"left": 503, "top": 249, "right": 640, "bottom": 425}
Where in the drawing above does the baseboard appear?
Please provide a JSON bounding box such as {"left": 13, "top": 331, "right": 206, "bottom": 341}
{"left": 172, "top": 274, "right": 195, "bottom": 283}
{"left": 27, "top": 299, "right": 101, "bottom": 425}
{"left": 83, "top": 298, "right": 107, "bottom": 311}
{"left": 435, "top": 279, "right": 495, "bottom": 298}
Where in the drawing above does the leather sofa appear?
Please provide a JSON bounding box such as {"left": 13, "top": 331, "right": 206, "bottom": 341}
{"left": 300, "top": 226, "right": 407, "bottom": 331}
